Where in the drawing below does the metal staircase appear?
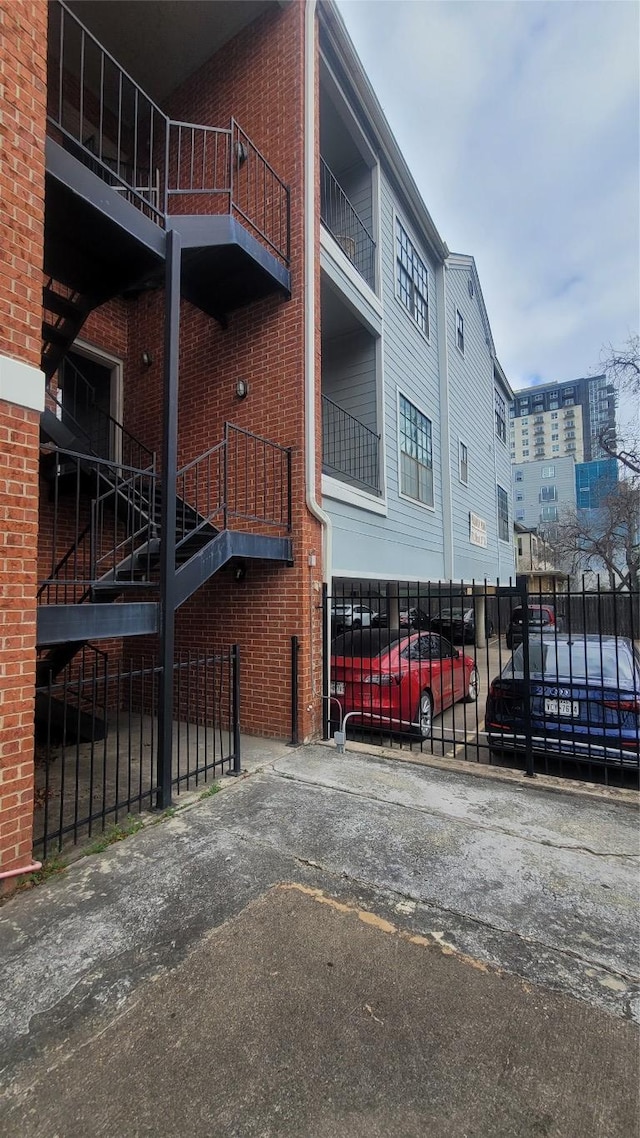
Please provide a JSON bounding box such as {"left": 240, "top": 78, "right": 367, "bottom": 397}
{"left": 37, "top": 370, "right": 293, "bottom": 686}
{"left": 41, "top": 280, "right": 98, "bottom": 383}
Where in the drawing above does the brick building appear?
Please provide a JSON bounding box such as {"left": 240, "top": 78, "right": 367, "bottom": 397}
{"left": 0, "top": 0, "right": 513, "bottom": 874}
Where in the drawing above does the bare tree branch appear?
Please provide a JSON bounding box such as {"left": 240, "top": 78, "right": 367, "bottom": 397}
{"left": 543, "top": 478, "right": 640, "bottom": 591}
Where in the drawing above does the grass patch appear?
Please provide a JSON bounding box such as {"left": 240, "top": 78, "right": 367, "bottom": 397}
{"left": 84, "top": 814, "right": 145, "bottom": 856}
{"left": 199, "top": 781, "right": 221, "bottom": 800}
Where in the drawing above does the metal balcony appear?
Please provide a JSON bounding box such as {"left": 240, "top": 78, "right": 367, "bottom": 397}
{"left": 322, "top": 395, "right": 380, "bottom": 493}
{"left": 320, "top": 159, "right": 375, "bottom": 289}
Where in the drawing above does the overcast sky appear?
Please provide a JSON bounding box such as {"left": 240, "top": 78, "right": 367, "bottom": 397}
{"left": 336, "top": 0, "right": 639, "bottom": 412}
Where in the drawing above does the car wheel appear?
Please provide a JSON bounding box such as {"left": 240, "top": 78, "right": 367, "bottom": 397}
{"left": 415, "top": 690, "right": 433, "bottom": 740}
{"left": 464, "top": 668, "right": 479, "bottom": 703}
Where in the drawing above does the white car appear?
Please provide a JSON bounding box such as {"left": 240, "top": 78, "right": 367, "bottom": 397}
{"left": 331, "top": 603, "right": 376, "bottom": 632}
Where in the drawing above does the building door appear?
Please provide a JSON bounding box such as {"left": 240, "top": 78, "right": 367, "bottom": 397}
{"left": 59, "top": 349, "right": 120, "bottom": 461}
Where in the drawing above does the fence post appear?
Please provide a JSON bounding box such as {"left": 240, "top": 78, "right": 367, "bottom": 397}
{"left": 516, "top": 573, "right": 535, "bottom": 778}
{"left": 290, "top": 635, "right": 300, "bottom": 745}
{"left": 230, "top": 643, "right": 241, "bottom": 775}
{"left": 322, "top": 583, "right": 330, "bottom": 740}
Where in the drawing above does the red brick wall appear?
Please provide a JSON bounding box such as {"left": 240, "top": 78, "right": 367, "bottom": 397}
{"left": 0, "top": 1, "right": 48, "bottom": 877}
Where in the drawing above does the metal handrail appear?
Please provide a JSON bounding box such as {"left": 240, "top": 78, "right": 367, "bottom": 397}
{"left": 320, "top": 158, "right": 375, "bottom": 288}
{"left": 47, "top": 1, "right": 291, "bottom": 262}
{"left": 321, "top": 394, "right": 380, "bottom": 493}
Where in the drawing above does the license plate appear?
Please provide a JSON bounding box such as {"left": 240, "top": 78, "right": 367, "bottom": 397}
{"left": 331, "top": 681, "right": 345, "bottom": 696}
{"left": 544, "top": 698, "right": 579, "bottom": 718}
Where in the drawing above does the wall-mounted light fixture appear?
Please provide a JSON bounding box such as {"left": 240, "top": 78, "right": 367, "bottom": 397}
{"left": 235, "top": 379, "right": 249, "bottom": 400}
{"left": 141, "top": 351, "right": 153, "bottom": 367}
{"left": 233, "top": 562, "right": 247, "bottom": 583}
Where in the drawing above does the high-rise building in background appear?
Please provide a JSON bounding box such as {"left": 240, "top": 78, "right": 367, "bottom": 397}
{"left": 510, "top": 375, "right": 618, "bottom": 532}
{"left": 509, "top": 375, "right": 616, "bottom": 464}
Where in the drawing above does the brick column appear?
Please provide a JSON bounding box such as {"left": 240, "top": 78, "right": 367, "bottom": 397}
{"left": 0, "top": 1, "right": 48, "bottom": 881}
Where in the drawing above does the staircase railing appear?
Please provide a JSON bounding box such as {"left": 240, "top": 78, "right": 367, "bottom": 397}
{"left": 51, "top": 355, "right": 156, "bottom": 473}
{"left": 38, "top": 446, "right": 158, "bottom": 602}
{"left": 176, "top": 423, "right": 292, "bottom": 546}
{"left": 47, "top": 1, "right": 290, "bottom": 263}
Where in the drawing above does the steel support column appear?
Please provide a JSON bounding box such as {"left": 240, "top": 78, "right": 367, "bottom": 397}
{"left": 156, "top": 228, "right": 181, "bottom": 808}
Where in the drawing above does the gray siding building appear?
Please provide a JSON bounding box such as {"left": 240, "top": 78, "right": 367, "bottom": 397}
{"left": 512, "top": 457, "right": 577, "bottom": 532}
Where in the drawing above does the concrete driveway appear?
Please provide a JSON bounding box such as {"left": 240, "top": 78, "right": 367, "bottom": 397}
{"left": 1, "top": 743, "right": 638, "bottom": 1137}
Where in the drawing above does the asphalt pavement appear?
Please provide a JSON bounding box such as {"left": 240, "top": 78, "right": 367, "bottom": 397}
{"left": 1, "top": 742, "right": 638, "bottom": 1137}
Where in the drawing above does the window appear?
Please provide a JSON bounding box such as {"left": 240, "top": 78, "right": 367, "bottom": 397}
{"left": 516, "top": 491, "right": 524, "bottom": 502}
{"left": 541, "top": 465, "right": 555, "bottom": 478}
{"left": 540, "top": 505, "right": 558, "bottom": 522}
{"left": 516, "top": 509, "right": 525, "bottom": 521}
{"left": 534, "top": 416, "right": 544, "bottom": 424}
{"left": 495, "top": 389, "right": 507, "bottom": 443}
{"left": 497, "top": 485, "right": 509, "bottom": 541}
{"left": 522, "top": 449, "right": 529, "bottom": 456}
{"left": 551, "top": 433, "right": 558, "bottom": 441}
{"left": 540, "top": 485, "right": 557, "bottom": 502}
{"left": 456, "top": 309, "right": 464, "bottom": 353}
{"left": 515, "top": 470, "right": 524, "bottom": 482}
{"left": 396, "top": 218, "right": 429, "bottom": 335}
{"left": 521, "top": 417, "right": 529, "bottom": 425}
{"left": 459, "top": 440, "right": 468, "bottom": 484}
{"left": 552, "top": 445, "right": 560, "bottom": 452}
{"left": 399, "top": 394, "right": 433, "bottom": 506}
{"left": 551, "top": 412, "right": 558, "bottom": 420}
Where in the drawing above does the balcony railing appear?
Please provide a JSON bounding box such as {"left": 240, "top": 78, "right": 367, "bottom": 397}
{"left": 322, "top": 395, "right": 380, "bottom": 493}
{"left": 320, "top": 159, "right": 375, "bottom": 289}
{"left": 46, "top": 0, "right": 290, "bottom": 263}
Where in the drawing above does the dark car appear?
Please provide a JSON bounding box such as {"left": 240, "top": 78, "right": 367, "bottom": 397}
{"left": 485, "top": 634, "right": 640, "bottom": 767}
{"left": 370, "top": 608, "right": 430, "bottom": 630}
{"left": 430, "top": 607, "right": 494, "bottom": 644}
{"left": 505, "top": 604, "right": 562, "bottom": 650}
{"left": 331, "top": 628, "right": 478, "bottom": 740}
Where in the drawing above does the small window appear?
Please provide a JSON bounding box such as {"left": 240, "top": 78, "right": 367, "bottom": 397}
{"left": 497, "top": 485, "right": 509, "bottom": 541}
{"left": 456, "top": 309, "right": 464, "bottom": 353}
{"left": 515, "top": 470, "right": 524, "bottom": 482}
{"left": 516, "top": 491, "right": 524, "bottom": 502}
{"left": 541, "top": 465, "right": 555, "bottom": 478}
{"left": 523, "top": 449, "right": 529, "bottom": 456}
{"left": 459, "top": 440, "right": 468, "bottom": 485}
{"left": 551, "top": 433, "right": 558, "bottom": 441}
{"left": 551, "top": 412, "right": 558, "bottom": 420}
{"left": 516, "top": 509, "right": 525, "bottom": 521}
{"left": 540, "top": 505, "right": 558, "bottom": 522}
{"left": 396, "top": 218, "right": 429, "bottom": 336}
{"left": 552, "top": 445, "right": 560, "bottom": 452}
{"left": 399, "top": 394, "right": 433, "bottom": 507}
{"left": 495, "top": 389, "right": 507, "bottom": 444}
{"left": 540, "top": 485, "right": 557, "bottom": 502}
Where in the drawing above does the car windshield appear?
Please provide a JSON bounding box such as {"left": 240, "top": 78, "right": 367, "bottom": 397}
{"left": 332, "top": 630, "right": 401, "bottom": 658}
{"left": 504, "top": 640, "right": 635, "bottom": 686}
{"left": 512, "top": 607, "right": 551, "bottom": 625}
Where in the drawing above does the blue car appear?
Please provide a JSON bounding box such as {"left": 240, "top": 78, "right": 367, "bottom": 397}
{"left": 486, "top": 634, "right": 640, "bottom": 767}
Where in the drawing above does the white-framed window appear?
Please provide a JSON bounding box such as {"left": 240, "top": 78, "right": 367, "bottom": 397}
{"left": 516, "top": 491, "right": 524, "bottom": 502}
{"left": 551, "top": 433, "right": 558, "bottom": 441}
{"left": 459, "top": 440, "right": 468, "bottom": 485}
{"left": 497, "top": 485, "right": 509, "bottom": 542}
{"left": 516, "top": 509, "right": 525, "bottom": 521}
{"left": 540, "top": 485, "right": 557, "bottom": 502}
{"left": 395, "top": 217, "right": 429, "bottom": 336}
{"left": 398, "top": 392, "right": 434, "bottom": 507}
{"left": 523, "top": 449, "right": 529, "bottom": 456}
{"left": 515, "top": 470, "right": 524, "bottom": 482}
{"left": 551, "top": 412, "right": 558, "bottom": 420}
{"left": 541, "top": 465, "right": 555, "bottom": 478}
{"left": 495, "top": 389, "right": 507, "bottom": 444}
{"left": 456, "top": 309, "right": 464, "bottom": 354}
{"left": 540, "top": 505, "right": 558, "bottom": 522}
{"left": 552, "top": 444, "right": 560, "bottom": 452}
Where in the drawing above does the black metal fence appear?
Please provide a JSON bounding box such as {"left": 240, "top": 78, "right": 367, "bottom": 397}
{"left": 34, "top": 644, "right": 240, "bottom": 857}
{"left": 320, "top": 159, "right": 376, "bottom": 288}
{"left": 325, "top": 577, "right": 640, "bottom": 788}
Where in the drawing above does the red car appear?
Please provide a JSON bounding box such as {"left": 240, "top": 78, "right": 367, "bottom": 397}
{"left": 330, "top": 629, "right": 479, "bottom": 739}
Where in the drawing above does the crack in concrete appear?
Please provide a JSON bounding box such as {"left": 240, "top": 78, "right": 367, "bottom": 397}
{"left": 271, "top": 767, "right": 639, "bottom": 861}
{"left": 286, "top": 852, "right": 640, "bottom": 987}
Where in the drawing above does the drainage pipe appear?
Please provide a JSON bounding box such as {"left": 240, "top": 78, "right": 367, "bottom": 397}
{"left": 0, "top": 860, "right": 42, "bottom": 880}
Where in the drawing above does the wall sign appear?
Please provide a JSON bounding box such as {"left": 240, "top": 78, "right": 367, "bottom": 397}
{"left": 469, "top": 512, "right": 487, "bottom": 547}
